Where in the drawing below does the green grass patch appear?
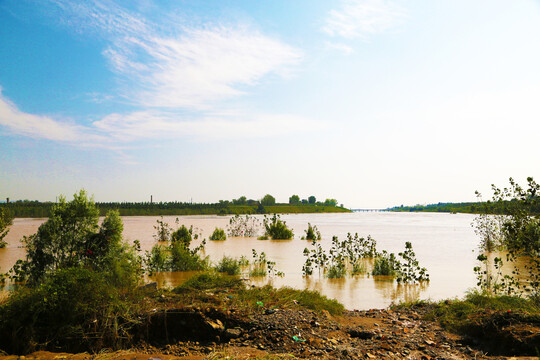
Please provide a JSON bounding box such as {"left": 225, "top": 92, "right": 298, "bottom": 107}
{"left": 173, "top": 272, "right": 244, "bottom": 292}
{"left": 236, "top": 285, "right": 344, "bottom": 315}
{"left": 396, "top": 291, "right": 540, "bottom": 334}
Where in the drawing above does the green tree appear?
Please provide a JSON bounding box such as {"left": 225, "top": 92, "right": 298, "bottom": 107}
{"left": 0, "top": 207, "right": 13, "bottom": 248}
{"left": 308, "top": 196, "right": 316, "bottom": 204}
{"left": 261, "top": 194, "right": 276, "bottom": 206}
{"left": 15, "top": 190, "right": 140, "bottom": 285}
{"left": 324, "top": 199, "right": 338, "bottom": 207}
{"left": 232, "top": 196, "right": 247, "bottom": 205}
{"left": 289, "top": 195, "right": 300, "bottom": 204}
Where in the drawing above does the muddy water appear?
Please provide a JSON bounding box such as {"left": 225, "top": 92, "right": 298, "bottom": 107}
{"left": 1, "top": 212, "right": 482, "bottom": 309}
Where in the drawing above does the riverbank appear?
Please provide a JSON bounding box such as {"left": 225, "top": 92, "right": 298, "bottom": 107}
{"left": 1, "top": 273, "right": 538, "bottom": 359}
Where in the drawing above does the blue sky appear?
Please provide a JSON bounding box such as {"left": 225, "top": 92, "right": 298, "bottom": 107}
{"left": 1, "top": 0, "right": 540, "bottom": 208}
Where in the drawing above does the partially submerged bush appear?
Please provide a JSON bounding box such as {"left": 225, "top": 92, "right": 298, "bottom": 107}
{"left": 215, "top": 256, "right": 240, "bottom": 275}
{"left": 227, "top": 214, "right": 260, "bottom": 237}
{"left": 0, "top": 207, "right": 13, "bottom": 248}
{"left": 145, "top": 220, "right": 208, "bottom": 273}
{"left": 303, "top": 223, "right": 321, "bottom": 241}
{"left": 372, "top": 251, "right": 398, "bottom": 276}
{"left": 263, "top": 214, "right": 293, "bottom": 240}
{"left": 249, "top": 250, "right": 276, "bottom": 277}
{"left": 209, "top": 227, "right": 226, "bottom": 241}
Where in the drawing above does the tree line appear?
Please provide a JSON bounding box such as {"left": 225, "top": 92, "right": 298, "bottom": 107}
{"left": 0, "top": 194, "right": 344, "bottom": 218}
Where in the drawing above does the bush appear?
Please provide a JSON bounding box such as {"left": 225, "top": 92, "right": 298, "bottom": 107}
{"left": 209, "top": 227, "right": 226, "bottom": 241}
{"left": 263, "top": 214, "right": 294, "bottom": 240}
{"left": 12, "top": 191, "right": 141, "bottom": 287}
{"left": 227, "top": 214, "right": 260, "bottom": 237}
{"left": 304, "top": 223, "right": 321, "bottom": 241}
{"left": 372, "top": 251, "right": 398, "bottom": 276}
{"left": 171, "top": 225, "right": 193, "bottom": 246}
{"left": 215, "top": 256, "right": 240, "bottom": 275}
{"left": 0, "top": 207, "right": 13, "bottom": 248}
{"left": 170, "top": 241, "right": 208, "bottom": 271}
{"left": 0, "top": 267, "right": 135, "bottom": 354}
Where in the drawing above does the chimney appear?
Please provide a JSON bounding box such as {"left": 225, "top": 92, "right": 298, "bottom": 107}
{"left": 150, "top": 195, "right": 153, "bottom": 204}
{"left": 6, "top": 198, "right": 9, "bottom": 204}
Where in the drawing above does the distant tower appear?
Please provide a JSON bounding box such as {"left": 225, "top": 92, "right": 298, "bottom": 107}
{"left": 150, "top": 195, "right": 153, "bottom": 204}
{"left": 6, "top": 198, "right": 9, "bottom": 204}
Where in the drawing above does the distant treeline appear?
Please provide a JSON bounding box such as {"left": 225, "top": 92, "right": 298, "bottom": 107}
{"left": 387, "top": 200, "right": 540, "bottom": 215}
{"left": 0, "top": 200, "right": 350, "bottom": 218}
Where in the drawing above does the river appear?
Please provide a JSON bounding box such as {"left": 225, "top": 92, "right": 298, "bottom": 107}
{"left": 0, "top": 212, "right": 481, "bottom": 309}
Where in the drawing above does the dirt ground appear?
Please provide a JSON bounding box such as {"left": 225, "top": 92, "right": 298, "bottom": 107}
{"left": 3, "top": 304, "right": 538, "bottom": 360}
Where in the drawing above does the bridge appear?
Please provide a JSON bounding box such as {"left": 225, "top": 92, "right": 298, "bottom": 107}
{"left": 351, "top": 209, "right": 387, "bottom": 212}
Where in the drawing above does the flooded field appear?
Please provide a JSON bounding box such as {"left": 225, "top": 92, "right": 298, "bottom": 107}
{"left": 1, "top": 212, "right": 482, "bottom": 309}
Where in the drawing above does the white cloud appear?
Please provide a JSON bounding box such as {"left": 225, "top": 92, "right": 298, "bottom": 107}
{"left": 92, "top": 110, "right": 324, "bottom": 141}
{"left": 324, "top": 0, "right": 406, "bottom": 39}
{"left": 50, "top": 0, "right": 302, "bottom": 110}
{"left": 106, "top": 26, "right": 302, "bottom": 109}
{"left": 0, "top": 1, "right": 316, "bottom": 154}
{"left": 324, "top": 41, "right": 355, "bottom": 54}
{"left": 0, "top": 90, "right": 324, "bottom": 145}
{"left": 0, "top": 91, "right": 103, "bottom": 143}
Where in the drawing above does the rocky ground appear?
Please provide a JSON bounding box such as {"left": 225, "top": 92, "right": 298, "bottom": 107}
{"left": 3, "top": 303, "right": 538, "bottom": 360}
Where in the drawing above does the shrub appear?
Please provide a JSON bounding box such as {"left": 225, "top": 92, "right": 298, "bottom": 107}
{"left": 0, "top": 267, "right": 136, "bottom": 354}
{"left": 0, "top": 208, "right": 13, "bottom": 248}
{"left": 372, "top": 251, "right": 398, "bottom": 276}
{"left": 215, "top": 256, "right": 240, "bottom": 275}
{"left": 153, "top": 217, "right": 172, "bottom": 242}
{"left": 209, "top": 227, "right": 226, "bottom": 241}
{"left": 12, "top": 191, "right": 140, "bottom": 286}
{"left": 170, "top": 241, "right": 208, "bottom": 271}
{"left": 171, "top": 225, "right": 193, "bottom": 246}
{"left": 263, "top": 214, "right": 294, "bottom": 240}
{"left": 227, "top": 214, "right": 260, "bottom": 237}
{"left": 304, "top": 223, "right": 321, "bottom": 241}
{"left": 145, "top": 244, "right": 169, "bottom": 273}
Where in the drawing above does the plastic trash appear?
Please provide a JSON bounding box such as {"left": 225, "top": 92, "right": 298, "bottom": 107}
{"left": 292, "top": 335, "right": 306, "bottom": 342}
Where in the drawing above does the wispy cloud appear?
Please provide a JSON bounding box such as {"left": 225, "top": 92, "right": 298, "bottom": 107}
{"left": 50, "top": 0, "right": 302, "bottom": 110}
{"left": 324, "top": 0, "right": 406, "bottom": 40}
{"left": 3, "top": 0, "right": 311, "bottom": 152}
{"left": 0, "top": 90, "right": 103, "bottom": 144}
{"left": 0, "top": 90, "right": 324, "bottom": 145}
{"left": 324, "top": 41, "right": 354, "bottom": 54}
{"left": 93, "top": 111, "right": 323, "bottom": 141}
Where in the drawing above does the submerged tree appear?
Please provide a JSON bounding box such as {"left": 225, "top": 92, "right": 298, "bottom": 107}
{"left": 473, "top": 177, "right": 540, "bottom": 296}
{"left": 0, "top": 207, "right": 13, "bottom": 248}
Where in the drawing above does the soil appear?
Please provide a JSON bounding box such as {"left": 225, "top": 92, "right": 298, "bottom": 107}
{"left": 2, "top": 301, "right": 539, "bottom": 360}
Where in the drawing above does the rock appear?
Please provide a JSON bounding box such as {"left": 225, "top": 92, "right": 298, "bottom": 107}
{"left": 348, "top": 329, "right": 375, "bottom": 339}
{"left": 206, "top": 319, "right": 224, "bottom": 332}
{"left": 321, "top": 310, "right": 332, "bottom": 319}
{"left": 140, "top": 282, "right": 158, "bottom": 290}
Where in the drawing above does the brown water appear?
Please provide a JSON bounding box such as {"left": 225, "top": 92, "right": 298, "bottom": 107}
{"left": 1, "top": 212, "right": 482, "bottom": 309}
